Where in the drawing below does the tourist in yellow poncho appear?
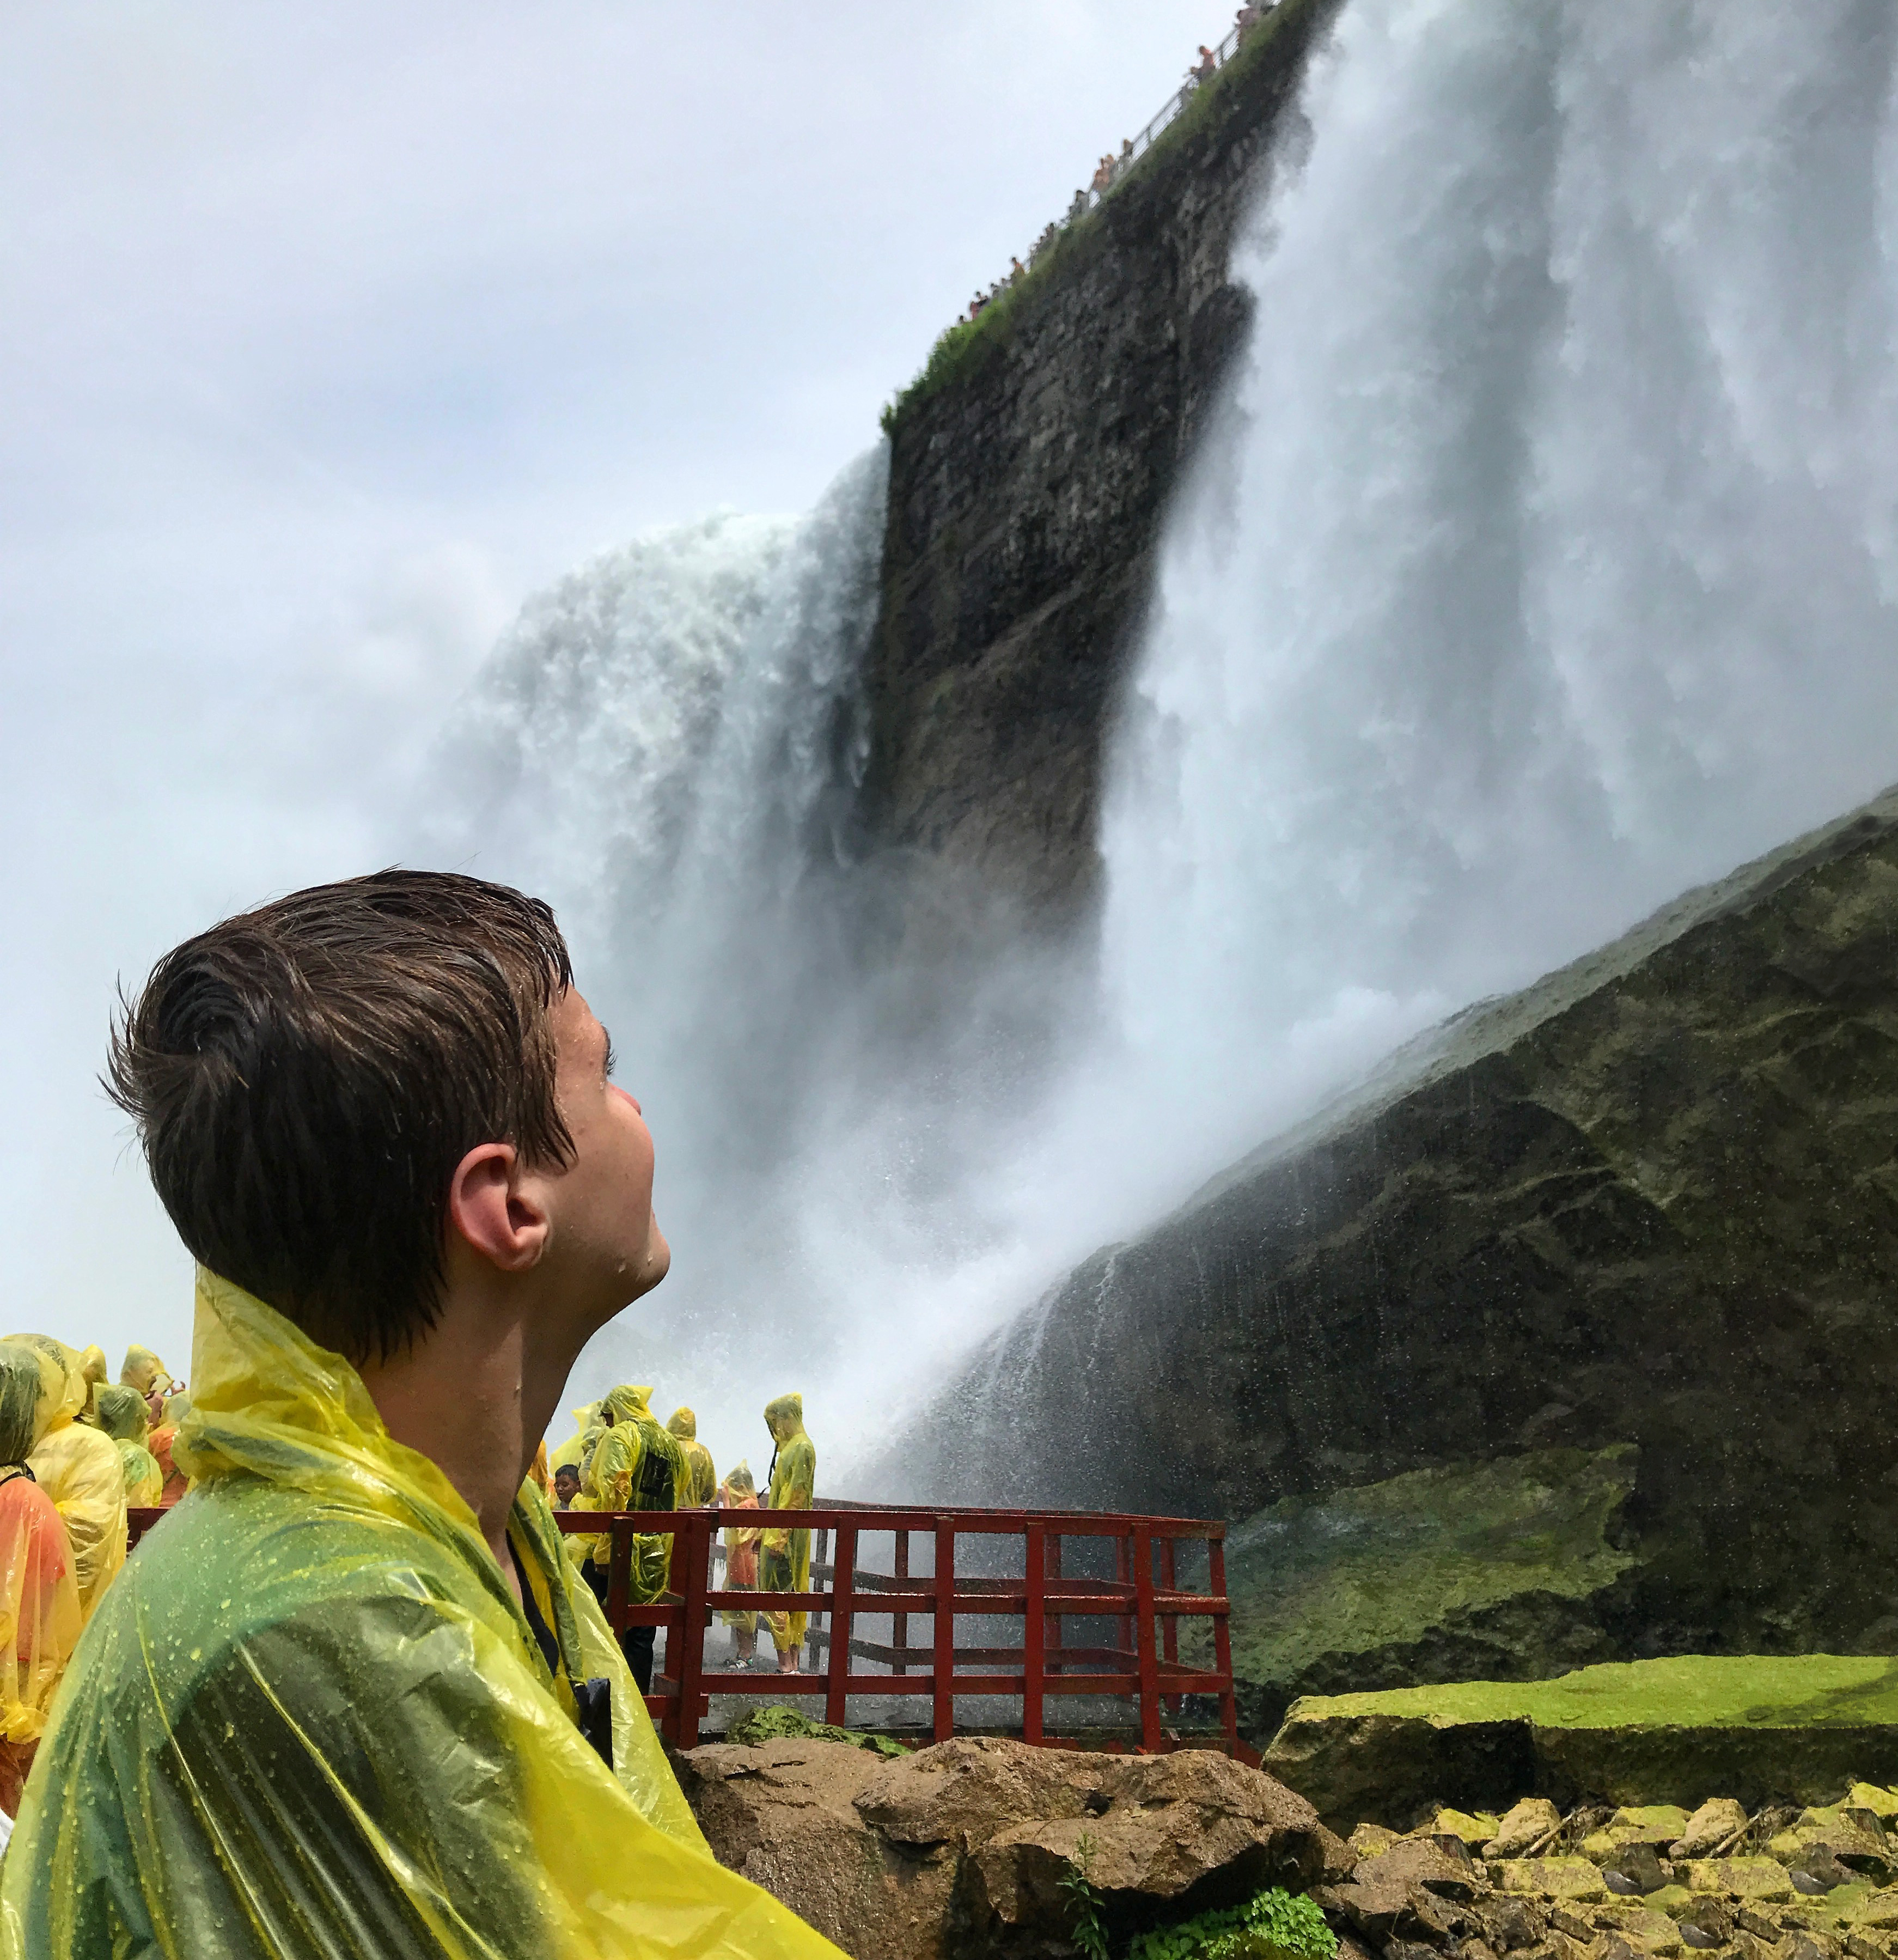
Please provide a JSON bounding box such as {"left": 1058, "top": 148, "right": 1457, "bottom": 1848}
{"left": 4, "top": 1335, "right": 126, "bottom": 1622}
{"left": 9, "top": 867, "right": 843, "bottom": 1958}
{"left": 761, "top": 1392, "right": 816, "bottom": 1672}
{"left": 0, "top": 1343, "right": 82, "bottom": 1819}
{"left": 90, "top": 1384, "right": 164, "bottom": 1509}
{"left": 573, "top": 1383, "right": 685, "bottom": 1695}
{"left": 719, "top": 1460, "right": 763, "bottom": 1666}
{"left": 119, "top": 1343, "right": 172, "bottom": 1401}
{"left": 3, "top": 1273, "right": 841, "bottom": 1958}
{"left": 668, "top": 1405, "right": 718, "bottom": 1507}
{"left": 548, "top": 1399, "right": 602, "bottom": 1477}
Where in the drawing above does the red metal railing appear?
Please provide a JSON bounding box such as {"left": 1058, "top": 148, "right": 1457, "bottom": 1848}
{"left": 129, "top": 1501, "right": 1244, "bottom": 1758}
{"left": 553, "top": 1503, "right": 1242, "bottom": 1755}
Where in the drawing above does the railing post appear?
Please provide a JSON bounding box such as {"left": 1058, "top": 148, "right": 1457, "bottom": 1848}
{"left": 1043, "top": 1531, "right": 1063, "bottom": 1677}
{"left": 1023, "top": 1519, "right": 1045, "bottom": 1746}
{"left": 1209, "top": 1529, "right": 1239, "bottom": 1757}
{"left": 893, "top": 1529, "right": 909, "bottom": 1676}
{"left": 1132, "top": 1523, "right": 1162, "bottom": 1752}
{"left": 1115, "top": 1530, "right": 1134, "bottom": 1665}
{"left": 674, "top": 1514, "right": 710, "bottom": 1750}
{"left": 826, "top": 1520, "right": 857, "bottom": 1728}
{"left": 1161, "top": 1535, "right": 1180, "bottom": 1714}
{"left": 809, "top": 1524, "right": 831, "bottom": 1672}
{"left": 932, "top": 1517, "right": 956, "bottom": 1744}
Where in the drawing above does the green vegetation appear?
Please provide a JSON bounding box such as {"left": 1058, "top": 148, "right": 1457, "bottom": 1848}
{"left": 1292, "top": 1654, "right": 1898, "bottom": 1730}
{"left": 1127, "top": 1884, "right": 1339, "bottom": 1960}
{"left": 1213, "top": 1445, "right": 1639, "bottom": 1684}
{"left": 1061, "top": 1834, "right": 1112, "bottom": 1960}
{"left": 724, "top": 1704, "right": 910, "bottom": 1757}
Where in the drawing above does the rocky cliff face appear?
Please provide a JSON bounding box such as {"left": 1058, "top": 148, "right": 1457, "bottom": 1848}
{"left": 876, "top": 786, "right": 1898, "bottom": 1711}
{"left": 858, "top": 0, "right": 1337, "bottom": 933}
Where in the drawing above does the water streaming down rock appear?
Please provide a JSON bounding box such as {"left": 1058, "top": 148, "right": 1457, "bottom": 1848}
{"left": 1088, "top": 0, "right": 1898, "bottom": 1221}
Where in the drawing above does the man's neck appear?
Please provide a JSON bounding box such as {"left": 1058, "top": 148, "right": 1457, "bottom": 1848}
{"left": 359, "top": 1301, "right": 575, "bottom": 1599}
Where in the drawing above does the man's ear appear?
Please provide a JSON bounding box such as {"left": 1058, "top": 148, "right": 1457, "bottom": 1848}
{"left": 447, "top": 1143, "right": 550, "bottom": 1273}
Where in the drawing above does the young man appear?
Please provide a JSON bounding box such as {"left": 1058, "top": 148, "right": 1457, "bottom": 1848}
{"left": 0, "top": 871, "right": 840, "bottom": 1960}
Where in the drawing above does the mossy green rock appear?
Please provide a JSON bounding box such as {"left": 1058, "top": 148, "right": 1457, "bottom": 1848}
{"left": 1264, "top": 1655, "right": 1898, "bottom": 1827}
{"left": 1217, "top": 1446, "right": 1640, "bottom": 1732}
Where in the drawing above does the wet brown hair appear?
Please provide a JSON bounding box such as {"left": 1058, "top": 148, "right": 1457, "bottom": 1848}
{"left": 106, "top": 869, "right": 576, "bottom": 1366}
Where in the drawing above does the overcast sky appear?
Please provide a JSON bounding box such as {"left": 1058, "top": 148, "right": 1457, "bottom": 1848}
{"left": 0, "top": 2, "right": 1229, "bottom": 1378}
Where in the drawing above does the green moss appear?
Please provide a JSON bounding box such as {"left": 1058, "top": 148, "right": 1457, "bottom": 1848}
{"left": 1292, "top": 1654, "right": 1898, "bottom": 1731}
{"left": 1218, "top": 1445, "right": 1639, "bottom": 1684}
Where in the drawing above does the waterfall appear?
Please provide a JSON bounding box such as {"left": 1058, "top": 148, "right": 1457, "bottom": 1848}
{"left": 425, "top": 0, "right": 1898, "bottom": 1469}
{"left": 1096, "top": 0, "right": 1898, "bottom": 1201}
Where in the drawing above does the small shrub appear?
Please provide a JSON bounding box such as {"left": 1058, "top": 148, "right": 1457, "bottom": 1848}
{"left": 1127, "top": 1884, "right": 1339, "bottom": 1960}
{"left": 1061, "top": 1833, "right": 1112, "bottom": 1960}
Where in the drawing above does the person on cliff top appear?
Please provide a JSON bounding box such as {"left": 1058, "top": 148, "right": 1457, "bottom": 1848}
{"left": 760, "top": 1393, "right": 816, "bottom": 1675}
{"left": 0, "top": 868, "right": 843, "bottom": 1960}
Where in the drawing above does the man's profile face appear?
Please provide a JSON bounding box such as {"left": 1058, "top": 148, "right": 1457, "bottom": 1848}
{"left": 537, "top": 985, "right": 671, "bottom": 1328}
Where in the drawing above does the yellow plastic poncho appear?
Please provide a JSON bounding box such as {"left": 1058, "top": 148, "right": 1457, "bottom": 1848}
{"left": 0, "top": 1270, "right": 844, "bottom": 1960}
{"left": 76, "top": 1344, "right": 107, "bottom": 1404}
{"left": 118, "top": 1343, "right": 172, "bottom": 1399}
{"left": 91, "top": 1384, "right": 164, "bottom": 1509}
{"left": 574, "top": 1384, "right": 685, "bottom": 1603}
{"left": 5, "top": 1335, "right": 126, "bottom": 1622}
{"left": 548, "top": 1401, "right": 602, "bottom": 1477}
{"left": 667, "top": 1406, "right": 719, "bottom": 1508}
{"left": 762, "top": 1392, "right": 816, "bottom": 1657}
{"left": 0, "top": 1343, "right": 82, "bottom": 1751}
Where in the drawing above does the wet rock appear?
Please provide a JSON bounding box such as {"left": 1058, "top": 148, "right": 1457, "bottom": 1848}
{"left": 1608, "top": 1846, "right": 1673, "bottom": 1897}
{"left": 674, "top": 1738, "right": 955, "bottom": 1958}
{"left": 960, "top": 1747, "right": 1344, "bottom": 1951}
{"left": 1686, "top": 1861, "right": 1795, "bottom": 1902}
{"left": 1676, "top": 1804, "right": 1753, "bottom": 1861}
{"left": 1591, "top": 1904, "right": 1683, "bottom": 1955}
{"left": 1497, "top": 1861, "right": 1611, "bottom": 1903}
{"left": 1490, "top": 1801, "right": 1566, "bottom": 1860}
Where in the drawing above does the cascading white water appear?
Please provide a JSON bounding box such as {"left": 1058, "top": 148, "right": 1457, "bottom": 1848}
{"left": 425, "top": 0, "right": 1898, "bottom": 1469}
{"left": 1094, "top": 0, "right": 1898, "bottom": 1206}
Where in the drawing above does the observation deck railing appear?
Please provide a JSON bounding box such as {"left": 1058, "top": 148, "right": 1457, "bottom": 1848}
{"left": 129, "top": 1502, "right": 1246, "bottom": 1758}
{"left": 554, "top": 1502, "right": 1243, "bottom": 1756}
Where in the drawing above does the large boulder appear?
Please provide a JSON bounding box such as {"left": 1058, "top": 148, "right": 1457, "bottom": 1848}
{"left": 676, "top": 1734, "right": 1347, "bottom": 1960}
{"left": 671, "top": 1738, "right": 961, "bottom": 1958}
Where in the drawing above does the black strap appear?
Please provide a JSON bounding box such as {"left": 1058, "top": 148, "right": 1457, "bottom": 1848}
{"left": 509, "top": 1539, "right": 560, "bottom": 1681}
{"left": 0, "top": 1465, "right": 34, "bottom": 1489}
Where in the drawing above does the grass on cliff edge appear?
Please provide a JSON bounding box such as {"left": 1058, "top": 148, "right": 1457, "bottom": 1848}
{"left": 878, "top": 0, "right": 1330, "bottom": 434}
{"left": 1285, "top": 1655, "right": 1898, "bottom": 1731}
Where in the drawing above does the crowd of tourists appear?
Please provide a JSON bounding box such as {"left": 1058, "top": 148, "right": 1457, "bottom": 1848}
{"left": 545, "top": 1385, "right": 819, "bottom": 1687}
{"left": 961, "top": 5, "right": 1273, "bottom": 326}
{"left": 0, "top": 1337, "right": 187, "bottom": 1820}
{"left": 0, "top": 1328, "right": 820, "bottom": 1824}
